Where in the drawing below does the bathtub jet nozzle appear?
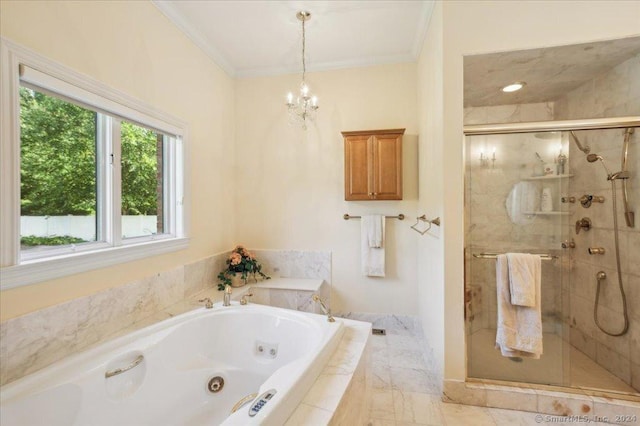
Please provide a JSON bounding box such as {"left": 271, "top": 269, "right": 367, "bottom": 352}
{"left": 207, "top": 376, "right": 224, "bottom": 393}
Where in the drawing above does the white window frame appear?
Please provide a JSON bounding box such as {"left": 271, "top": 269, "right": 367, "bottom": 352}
{"left": 0, "top": 38, "right": 189, "bottom": 290}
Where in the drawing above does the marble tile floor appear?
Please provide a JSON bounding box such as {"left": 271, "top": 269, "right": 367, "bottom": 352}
{"left": 364, "top": 325, "right": 620, "bottom": 425}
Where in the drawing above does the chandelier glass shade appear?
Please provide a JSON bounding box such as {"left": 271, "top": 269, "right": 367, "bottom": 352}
{"left": 286, "top": 11, "right": 318, "bottom": 130}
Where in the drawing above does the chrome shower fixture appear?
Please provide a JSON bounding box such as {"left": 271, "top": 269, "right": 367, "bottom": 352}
{"left": 586, "top": 153, "right": 630, "bottom": 179}
{"left": 609, "top": 170, "right": 630, "bottom": 180}
{"left": 586, "top": 153, "right": 613, "bottom": 176}
{"left": 569, "top": 131, "right": 590, "bottom": 154}
{"left": 620, "top": 128, "right": 634, "bottom": 228}
{"left": 586, "top": 128, "right": 635, "bottom": 228}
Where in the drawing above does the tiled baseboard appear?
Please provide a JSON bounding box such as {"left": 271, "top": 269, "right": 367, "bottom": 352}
{"left": 443, "top": 379, "right": 640, "bottom": 422}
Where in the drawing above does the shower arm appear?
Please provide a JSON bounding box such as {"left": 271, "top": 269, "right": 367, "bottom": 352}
{"left": 569, "top": 131, "right": 590, "bottom": 155}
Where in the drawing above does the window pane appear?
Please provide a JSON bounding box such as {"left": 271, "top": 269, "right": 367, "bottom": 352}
{"left": 19, "top": 86, "right": 98, "bottom": 253}
{"left": 121, "top": 121, "right": 165, "bottom": 239}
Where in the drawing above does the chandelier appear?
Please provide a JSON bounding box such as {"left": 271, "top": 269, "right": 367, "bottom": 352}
{"left": 286, "top": 11, "right": 318, "bottom": 130}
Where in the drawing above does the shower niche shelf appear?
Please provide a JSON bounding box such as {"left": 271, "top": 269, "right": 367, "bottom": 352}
{"left": 523, "top": 174, "right": 573, "bottom": 181}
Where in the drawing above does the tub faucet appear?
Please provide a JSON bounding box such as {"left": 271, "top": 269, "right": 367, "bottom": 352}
{"left": 312, "top": 294, "right": 335, "bottom": 322}
{"left": 223, "top": 286, "right": 232, "bottom": 306}
{"left": 240, "top": 288, "right": 253, "bottom": 305}
{"left": 198, "top": 298, "right": 213, "bottom": 309}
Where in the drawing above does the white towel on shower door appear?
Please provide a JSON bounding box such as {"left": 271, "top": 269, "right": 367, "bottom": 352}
{"left": 361, "top": 215, "right": 385, "bottom": 277}
{"left": 495, "top": 254, "right": 543, "bottom": 359}
{"left": 506, "top": 253, "right": 540, "bottom": 307}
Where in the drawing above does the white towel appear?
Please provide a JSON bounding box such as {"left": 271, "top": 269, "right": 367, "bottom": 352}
{"left": 495, "top": 254, "right": 543, "bottom": 359}
{"left": 361, "top": 215, "right": 385, "bottom": 277}
{"left": 506, "top": 253, "right": 540, "bottom": 307}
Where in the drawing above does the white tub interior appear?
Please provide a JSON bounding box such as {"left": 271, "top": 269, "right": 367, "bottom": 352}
{"left": 0, "top": 303, "right": 344, "bottom": 426}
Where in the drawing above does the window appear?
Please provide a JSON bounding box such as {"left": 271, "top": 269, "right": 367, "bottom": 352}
{"left": 120, "top": 121, "right": 166, "bottom": 239}
{"left": 20, "top": 86, "right": 99, "bottom": 253}
{"left": 1, "top": 40, "right": 188, "bottom": 289}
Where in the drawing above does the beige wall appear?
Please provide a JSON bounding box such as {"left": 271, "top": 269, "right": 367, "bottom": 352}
{"left": 426, "top": 0, "right": 640, "bottom": 381}
{"left": 0, "top": 1, "right": 236, "bottom": 320}
{"left": 234, "top": 63, "right": 420, "bottom": 315}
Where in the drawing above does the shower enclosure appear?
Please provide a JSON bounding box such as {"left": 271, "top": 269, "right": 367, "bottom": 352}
{"left": 464, "top": 120, "right": 639, "bottom": 394}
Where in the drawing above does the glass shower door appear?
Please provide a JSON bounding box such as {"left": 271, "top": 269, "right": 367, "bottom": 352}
{"left": 465, "top": 131, "right": 570, "bottom": 386}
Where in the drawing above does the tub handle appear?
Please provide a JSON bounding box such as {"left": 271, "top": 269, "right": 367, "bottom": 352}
{"left": 230, "top": 393, "right": 258, "bottom": 414}
{"left": 105, "top": 354, "right": 144, "bottom": 378}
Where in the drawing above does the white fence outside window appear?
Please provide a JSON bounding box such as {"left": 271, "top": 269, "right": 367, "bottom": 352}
{"left": 21, "top": 215, "right": 158, "bottom": 241}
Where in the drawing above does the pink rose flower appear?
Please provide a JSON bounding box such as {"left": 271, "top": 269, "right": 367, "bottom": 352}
{"left": 229, "top": 252, "right": 242, "bottom": 265}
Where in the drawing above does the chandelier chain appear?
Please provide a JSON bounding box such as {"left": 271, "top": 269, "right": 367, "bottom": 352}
{"left": 302, "top": 17, "right": 306, "bottom": 83}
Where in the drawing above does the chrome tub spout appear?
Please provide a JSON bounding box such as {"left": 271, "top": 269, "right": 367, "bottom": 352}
{"left": 312, "top": 294, "right": 335, "bottom": 322}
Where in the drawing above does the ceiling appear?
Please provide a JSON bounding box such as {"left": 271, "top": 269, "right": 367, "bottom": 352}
{"left": 151, "top": 2, "right": 639, "bottom": 104}
{"left": 464, "top": 36, "right": 640, "bottom": 107}
{"left": 152, "top": 1, "right": 434, "bottom": 78}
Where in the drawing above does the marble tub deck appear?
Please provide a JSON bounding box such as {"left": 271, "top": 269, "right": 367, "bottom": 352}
{"left": 4, "top": 283, "right": 638, "bottom": 425}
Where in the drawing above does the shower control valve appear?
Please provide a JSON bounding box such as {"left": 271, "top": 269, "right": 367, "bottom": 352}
{"left": 588, "top": 247, "right": 605, "bottom": 255}
{"left": 579, "top": 194, "right": 605, "bottom": 208}
{"left": 561, "top": 196, "right": 576, "bottom": 204}
{"left": 561, "top": 239, "right": 576, "bottom": 249}
{"left": 575, "top": 217, "right": 592, "bottom": 234}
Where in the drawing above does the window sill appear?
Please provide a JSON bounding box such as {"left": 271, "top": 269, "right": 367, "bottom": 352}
{"left": 0, "top": 237, "right": 189, "bottom": 290}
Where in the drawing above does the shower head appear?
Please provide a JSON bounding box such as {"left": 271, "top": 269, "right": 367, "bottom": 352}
{"left": 586, "top": 153, "right": 612, "bottom": 176}
{"left": 586, "top": 154, "right": 602, "bottom": 163}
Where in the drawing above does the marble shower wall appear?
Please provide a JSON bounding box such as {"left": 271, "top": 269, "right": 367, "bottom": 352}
{"left": 0, "top": 248, "right": 331, "bottom": 387}
{"left": 554, "top": 53, "right": 640, "bottom": 391}
{"left": 464, "top": 103, "right": 566, "bottom": 334}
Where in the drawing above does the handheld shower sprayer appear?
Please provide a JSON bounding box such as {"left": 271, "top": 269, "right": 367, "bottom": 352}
{"left": 586, "top": 153, "right": 612, "bottom": 176}
{"left": 586, "top": 153, "right": 630, "bottom": 180}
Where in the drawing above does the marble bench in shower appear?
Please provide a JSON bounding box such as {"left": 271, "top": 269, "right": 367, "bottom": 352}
{"left": 232, "top": 277, "right": 331, "bottom": 315}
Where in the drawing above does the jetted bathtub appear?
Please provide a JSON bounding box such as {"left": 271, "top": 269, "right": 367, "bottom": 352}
{"left": 0, "top": 303, "right": 344, "bottom": 425}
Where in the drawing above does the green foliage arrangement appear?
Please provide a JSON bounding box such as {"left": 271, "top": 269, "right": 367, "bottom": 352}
{"left": 20, "top": 87, "right": 97, "bottom": 215}
{"left": 19, "top": 87, "right": 161, "bottom": 217}
{"left": 217, "top": 245, "right": 270, "bottom": 291}
{"left": 21, "top": 235, "right": 86, "bottom": 246}
{"left": 120, "top": 122, "right": 161, "bottom": 215}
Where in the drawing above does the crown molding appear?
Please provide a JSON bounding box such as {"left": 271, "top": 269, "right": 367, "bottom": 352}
{"left": 151, "top": 0, "right": 237, "bottom": 77}
{"left": 411, "top": 1, "right": 436, "bottom": 60}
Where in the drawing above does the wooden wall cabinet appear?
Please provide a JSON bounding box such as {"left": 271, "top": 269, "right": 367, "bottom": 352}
{"left": 342, "top": 128, "right": 404, "bottom": 201}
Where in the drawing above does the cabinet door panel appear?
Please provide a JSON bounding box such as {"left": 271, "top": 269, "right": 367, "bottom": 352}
{"left": 344, "top": 136, "right": 372, "bottom": 200}
{"left": 372, "top": 135, "right": 402, "bottom": 200}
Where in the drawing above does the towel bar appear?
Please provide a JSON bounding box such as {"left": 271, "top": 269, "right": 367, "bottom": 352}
{"left": 473, "top": 252, "right": 558, "bottom": 260}
{"left": 343, "top": 213, "right": 404, "bottom": 220}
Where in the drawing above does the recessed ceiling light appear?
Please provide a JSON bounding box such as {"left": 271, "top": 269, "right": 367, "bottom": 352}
{"left": 502, "top": 82, "right": 526, "bottom": 92}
